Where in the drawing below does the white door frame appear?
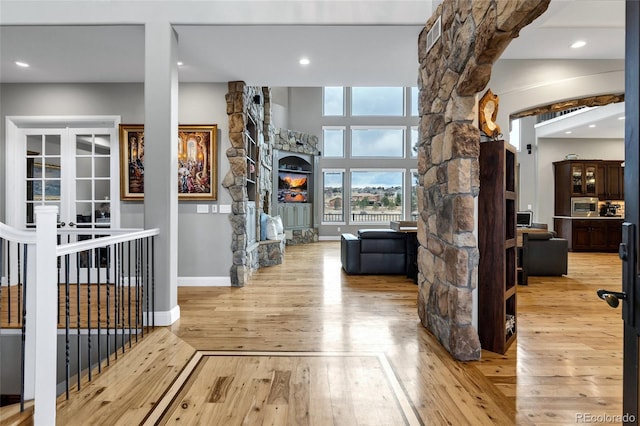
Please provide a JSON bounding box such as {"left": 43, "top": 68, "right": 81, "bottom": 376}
{"left": 5, "top": 115, "right": 121, "bottom": 229}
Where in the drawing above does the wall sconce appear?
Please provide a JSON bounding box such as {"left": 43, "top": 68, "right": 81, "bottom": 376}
{"left": 526, "top": 143, "right": 532, "bottom": 155}
{"left": 253, "top": 95, "right": 261, "bottom": 104}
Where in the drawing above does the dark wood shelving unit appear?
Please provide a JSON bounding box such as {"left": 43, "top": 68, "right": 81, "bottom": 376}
{"left": 478, "top": 140, "right": 517, "bottom": 354}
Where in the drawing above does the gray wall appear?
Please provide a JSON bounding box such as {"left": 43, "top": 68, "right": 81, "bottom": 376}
{"left": 0, "top": 82, "right": 233, "bottom": 279}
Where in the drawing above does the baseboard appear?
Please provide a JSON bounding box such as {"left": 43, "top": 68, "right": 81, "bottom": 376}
{"left": 319, "top": 236, "right": 341, "bottom": 241}
{"left": 153, "top": 305, "right": 181, "bottom": 326}
{"left": 177, "top": 276, "right": 231, "bottom": 287}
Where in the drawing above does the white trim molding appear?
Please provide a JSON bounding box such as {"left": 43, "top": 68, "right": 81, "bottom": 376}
{"left": 152, "top": 305, "right": 181, "bottom": 326}
{"left": 178, "top": 276, "right": 232, "bottom": 287}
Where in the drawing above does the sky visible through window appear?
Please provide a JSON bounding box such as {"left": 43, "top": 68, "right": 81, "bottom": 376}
{"left": 352, "top": 87, "right": 404, "bottom": 116}
{"left": 351, "top": 170, "right": 403, "bottom": 188}
{"left": 323, "top": 128, "right": 344, "bottom": 157}
{"left": 324, "top": 87, "right": 344, "bottom": 116}
{"left": 351, "top": 128, "right": 404, "bottom": 157}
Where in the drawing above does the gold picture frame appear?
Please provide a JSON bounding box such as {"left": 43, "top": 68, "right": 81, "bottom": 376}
{"left": 119, "top": 124, "right": 218, "bottom": 200}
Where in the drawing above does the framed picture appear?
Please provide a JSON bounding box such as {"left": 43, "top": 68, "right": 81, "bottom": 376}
{"left": 119, "top": 124, "right": 218, "bottom": 200}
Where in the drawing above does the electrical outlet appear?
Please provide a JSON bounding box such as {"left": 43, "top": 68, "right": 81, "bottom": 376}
{"left": 337, "top": 227, "right": 341, "bottom": 232}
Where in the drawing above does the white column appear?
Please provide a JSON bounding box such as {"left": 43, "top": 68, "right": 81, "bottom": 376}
{"left": 33, "top": 205, "right": 58, "bottom": 426}
{"left": 143, "top": 22, "right": 179, "bottom": 324}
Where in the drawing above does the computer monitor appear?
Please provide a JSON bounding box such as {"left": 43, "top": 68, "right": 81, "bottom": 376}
{"left": 516, "top": 211, "right": 533, "bottom": 227}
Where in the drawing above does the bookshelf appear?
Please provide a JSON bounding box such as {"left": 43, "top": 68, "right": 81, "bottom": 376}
{"left": 478, "top": 140, "right": 517, "bottom": 354}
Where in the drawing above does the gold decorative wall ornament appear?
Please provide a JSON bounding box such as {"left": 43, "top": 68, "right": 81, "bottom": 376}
{"left": 478, "top": 89, "right": 502, "bottom": 139}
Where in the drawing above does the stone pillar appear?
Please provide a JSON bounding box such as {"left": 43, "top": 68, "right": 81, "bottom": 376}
{"left": 416, "top": 0, "right": 550, "bottom": 360}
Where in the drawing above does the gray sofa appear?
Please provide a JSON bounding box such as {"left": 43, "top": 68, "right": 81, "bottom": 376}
{"left": 341, "top": 229, "right": 407, "bottom": 274}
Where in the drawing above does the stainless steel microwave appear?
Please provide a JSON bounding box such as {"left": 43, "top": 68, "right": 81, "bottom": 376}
{"left": 571, "top": 197, "right": 598, "bottom": 217}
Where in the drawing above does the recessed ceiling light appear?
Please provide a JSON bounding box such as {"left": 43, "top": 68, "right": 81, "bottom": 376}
{"left": 177, "top": 61, "right": 184, "bottom": 66}
{"left": 565, "top": 131, "right": 572, "bottom": 134}
{"left": 571, "top": 40, "right": 587, "bottom": 49}
{"left": 299, "top": 58, "right": 310, "bottom": 65}
{"left": 15, "top": 61, "right": 29, "bottom": 68}
{"left": 589, "top": 124, "right": 596, "bottom": 128}
{"left": 618, "top": 116, "right": 625, "bottom": 120}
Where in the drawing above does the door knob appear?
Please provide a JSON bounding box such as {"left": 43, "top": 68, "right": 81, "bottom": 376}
{"left": 596, "top": 288, "right": 627, "bottom": 308}
{"left": 58, "top": 222, "right": 65, "bottom": 227}
{"left": 69, "top": 222, "right": 76, "bottom": 227}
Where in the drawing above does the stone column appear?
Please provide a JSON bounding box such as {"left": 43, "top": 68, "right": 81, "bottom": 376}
{"left": 416, "top": 0, "right": 550, "bottom": 360}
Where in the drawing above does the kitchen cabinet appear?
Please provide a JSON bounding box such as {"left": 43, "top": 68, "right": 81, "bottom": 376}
{"left": 554, "top": 217, "right": 622, "bottom": 252}
{"left": 554, "top": 160, "right": 624, "bottom": 216}
{"left": 553, "top": 160, "right": 599, "bottom": 216}
{"left": 597, "top": 160, "right": 624, "bottom": 200}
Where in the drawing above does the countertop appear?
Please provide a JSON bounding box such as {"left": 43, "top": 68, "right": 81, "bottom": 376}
{"left": 553, "top": 216, "right": 624, "bottom": 220}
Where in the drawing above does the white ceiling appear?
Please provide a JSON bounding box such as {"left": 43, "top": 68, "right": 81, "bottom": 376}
{"left": 0, "top": 0, "right": 627, "bottom": 137}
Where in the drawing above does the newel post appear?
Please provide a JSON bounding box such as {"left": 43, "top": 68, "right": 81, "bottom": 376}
{"left": 34, "top": 205, "right": 58, "bottom": 425}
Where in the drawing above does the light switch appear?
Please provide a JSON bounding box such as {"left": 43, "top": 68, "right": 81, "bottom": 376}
{"left": 211, "top": 205, "right": 218, "bottom": 213}
{"left": 197, "top": 204, "right": 209, "bottom": 214}
{"left": 219, "top": 204, "right": 232, "bottom": 214}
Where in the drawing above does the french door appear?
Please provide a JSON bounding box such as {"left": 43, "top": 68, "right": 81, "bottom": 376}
{"left": 6, "top": 117, "right": 120, "bottom": 283}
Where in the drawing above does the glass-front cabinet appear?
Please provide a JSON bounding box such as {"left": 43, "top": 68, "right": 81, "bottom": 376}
{"left": 570, "top": 162, "right": 597, "bottom": 196}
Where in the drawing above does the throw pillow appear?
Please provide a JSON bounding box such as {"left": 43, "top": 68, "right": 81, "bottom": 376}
{"left": 266, "top": 216, "right": 278, "bottom": 240}
{"left": 260, "top": 212, "right": 269, "bottom": 241}
{"left": 273, "top": 215, "right": 284, "bottom": 234}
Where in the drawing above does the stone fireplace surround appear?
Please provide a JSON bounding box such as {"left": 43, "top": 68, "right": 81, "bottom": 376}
{"left": 224, "top": 82, "right": 319, "bottom": 287}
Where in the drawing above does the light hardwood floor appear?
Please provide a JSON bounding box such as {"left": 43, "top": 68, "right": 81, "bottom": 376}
{"left": 52, "top": 242, "right": 622, "bottom": 425}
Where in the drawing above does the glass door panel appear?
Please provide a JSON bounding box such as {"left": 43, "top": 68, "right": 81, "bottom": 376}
{"left": 24, "top": 131, "right": 64, "bottom": 227}
{"left": 571, "top": 164, "right": 583, "bottom": 194}
{"left": 585, "top": 165, "right": 597, "bottom": 194}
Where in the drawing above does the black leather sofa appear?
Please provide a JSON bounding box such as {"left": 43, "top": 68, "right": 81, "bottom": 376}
{"left": 341, "top": 229, "right": 407, "bottom": 274}
{"left": 523, "top": 231, "right": 568, "bottom": 276}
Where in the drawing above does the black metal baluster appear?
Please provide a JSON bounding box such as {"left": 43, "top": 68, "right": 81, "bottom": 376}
{"left": 127, "top": 241, "right": 132, "bottom": 348}
{"left": 152, "top": 237, "right": 155, "bottom": 328}
{"left": 97, "top": 245, "right": 102, "bottom": 374}
{"left": 19, "top": 243, "right": 28, "bottom": 412}
{"left": 134, "top": 239, "right": 139, "bottom": 343}
{"left": 140, "top": 239, "right": 145, "bottom": 338}
{"left": 86, "top": 248, "right": 92, "bottom": 382}
{"left": 8, "top": 243, "right": 11, "bottom": 324}
{"left": 57, "top": 234, "right": 62, "bottom": 324}
{"left": 120, "top": 242, "right": 125, "bottom": 354}
{"left": 17, "top": 243, "right": 21, "bottom": 325}
{"left": 0, "top": 238, "right": 4, "bottom": 328}
{"left": 114, "top": 243, "right": 119, "bottom": 360}
{"left": 106, "top": 245, "right": 111, "bottom": 367}
{"left": 65, "top": 255, "right": 71, "bottom": 400}
{"left": 76, "top": 251, "right": 81, "bottom": 391}
{"left": 145, "top": 237, "right": 149, "bottom": 333}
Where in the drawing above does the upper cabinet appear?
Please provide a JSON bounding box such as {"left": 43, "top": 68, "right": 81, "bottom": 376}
{"left": 597, "top": 160, "right": 624, "bottom": 200}
{"left": 568, "top": 161, "right": 598, "bottom": 196}
{"left": 554, "top": 160, "right": 625, "bottom": 216}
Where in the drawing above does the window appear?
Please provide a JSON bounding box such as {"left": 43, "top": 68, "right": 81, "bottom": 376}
{"left": 410, "top": 126, "right": 418, "bottom": 158}
{"left": 351, "top": 127, "right": 404, "bottom": 158}
{"left": 410, "top": 170, "right": 419, "bottom": 220}
{"left": 352, "top": 87, "right": 404, "bottom": 116}
{"left": 411, "top": 87, "right": 419, "bottom": 116}
{"left": 322, "top": 127, "right": 345, "bottom": 158}
{"left": 323, "top": 86, "right": 344, "bottom": 116}
{"left": 350, "top": 170, "right": 404, "bottom": 223}
{"left": 322, "top": 170, "right": 344, "bottom": 223}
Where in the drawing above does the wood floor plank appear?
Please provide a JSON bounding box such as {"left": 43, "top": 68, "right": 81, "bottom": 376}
{"left": 53, "top": 243, "right": 623, "bottom": 425}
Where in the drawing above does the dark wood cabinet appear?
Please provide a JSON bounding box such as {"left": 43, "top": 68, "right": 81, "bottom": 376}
{"left": 554, "top": 160, "right": 597, "bottom": 216}
{"left": 597, "top": 160, "right": 624, "bottom": 200}
{"left": 478, "top": 140, "right": 517, "bottom": 354}
{"left": 554, "top": 218, "right": 622, "bottom": 252}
